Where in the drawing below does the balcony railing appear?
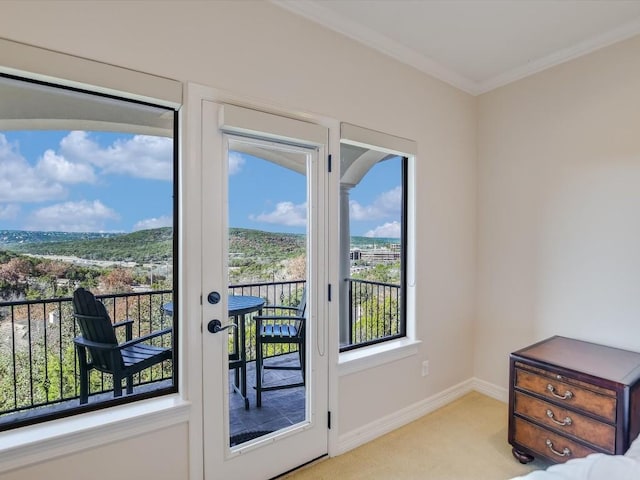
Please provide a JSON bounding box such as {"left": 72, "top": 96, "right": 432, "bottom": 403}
{"left": 342, "top": 278, "right": 403, "bottom": 351}
{"left": 0, "top": 290, "right": 174, "bottom": 427}
{"left": 228, "top": 279, "right": 402, "bottom": 358}
{"left": 228, "top": 280, "right": 306, "bottom": 363}
{"left": 0, "top": 278, "right": 400, "bottom": 426}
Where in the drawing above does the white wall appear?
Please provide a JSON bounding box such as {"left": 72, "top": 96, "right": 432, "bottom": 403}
{"left": 2, "top": 424, "right": 189, "bottom": 480}
{"left": 476, "top": 35, "right": 640, "bottom": 389}
{"left": 0, "top": 0, "right": 478, "bottom": 477}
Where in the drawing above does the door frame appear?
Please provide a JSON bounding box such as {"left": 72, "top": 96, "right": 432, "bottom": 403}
{"left": 182, "top": 83, "right": 341, "bottom": 480}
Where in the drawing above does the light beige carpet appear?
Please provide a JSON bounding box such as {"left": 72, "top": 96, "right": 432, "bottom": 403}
{"left": 282, "top": 392, "right": 550, "bottom": 480}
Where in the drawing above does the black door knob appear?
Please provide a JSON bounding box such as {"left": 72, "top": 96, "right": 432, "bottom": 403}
{"left": 207, "top": 291, "right": 221, "bottom": 304}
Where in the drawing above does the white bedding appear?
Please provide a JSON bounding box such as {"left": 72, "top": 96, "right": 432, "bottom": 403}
{"left": 509, "top": 435, "right": 640, "bottom": 480}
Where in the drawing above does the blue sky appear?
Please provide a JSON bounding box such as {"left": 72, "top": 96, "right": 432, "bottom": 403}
{"left": 229, "top": 150, "right": 402, "bottom": 238}
{"left": 0, "top": 130, "right": 401, "bottom": 238}
{"left": 347, "top": 156, "right": 402, "bottom": 238}
{"left": 0, "top": 130, "right": 173, "bottom": 232}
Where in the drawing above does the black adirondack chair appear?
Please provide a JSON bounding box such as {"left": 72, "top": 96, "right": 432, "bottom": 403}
{"left": 254, "top": 289, "right": 306, "bottom": 407}
{"left": 72, "top": 287, "right": 172, "bottom": 404}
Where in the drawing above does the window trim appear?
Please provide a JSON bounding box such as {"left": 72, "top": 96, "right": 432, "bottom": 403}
{"left": 0, "top": 73, "right": 180, "bottom": 431}
{"left": 338, "top": 123, "right": 416, "bottom": 354}
{"left": 0, "top": 42, "right": 187, "bottom": 472}
{"left": 338, "top": 338, "right": 422, "bottom": 376}
{"left": 0, "top": 37, "right": 181, "bottom": 108}
{"left": 340, "top": 123, "right": 417, "bottom": 156}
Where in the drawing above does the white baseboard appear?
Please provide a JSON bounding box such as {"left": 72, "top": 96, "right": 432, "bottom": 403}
{"left": 335, "top": 377, "right": 506, "bottom": 455}
{"left": 471, "top": 377, "right": 509, "bottom": 403}
{"left": 336, "top": 378, "right": 474, "bottom": 455}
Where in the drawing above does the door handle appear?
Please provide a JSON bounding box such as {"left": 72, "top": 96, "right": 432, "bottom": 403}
{"left": 207, "top": 291, "right": 221, "bottom": 304}
{"left": 207, "top": 319, "right": 237, "bottom": 334}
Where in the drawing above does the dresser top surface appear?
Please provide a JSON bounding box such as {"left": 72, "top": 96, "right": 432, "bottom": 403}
{"left": 513, "top": 336, "right": 640, "bottom": 384}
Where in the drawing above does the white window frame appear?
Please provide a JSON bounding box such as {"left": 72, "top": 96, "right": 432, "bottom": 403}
{"left": 0, "top": 37, "right": 189, "bottom": 475}
{"left": 337, "top": 123, "right": 420, "bottom": 375}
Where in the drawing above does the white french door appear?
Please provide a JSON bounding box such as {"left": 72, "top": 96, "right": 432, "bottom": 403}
{"left": 200, "top": 100, "right": 329, "bottom": 480}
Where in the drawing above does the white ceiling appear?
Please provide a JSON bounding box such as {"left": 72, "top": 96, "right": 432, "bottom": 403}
{"left": 273, "top": 0, "right": 640, "bottom": 95}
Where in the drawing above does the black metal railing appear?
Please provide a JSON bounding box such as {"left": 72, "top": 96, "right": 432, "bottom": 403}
{"left": 228, "top": 280, "right": 306, "bottom": 363}
{"left": 0, "top": 278, "right": 398, "bottom": 421}
{"left": 228, "top": 278, "right": 402, "bottom": 356}
{"left": 0, "top": 290, "right": 173, "bottom": 421}
{"left": 341, "top": 278, "right": 403, "bottom": 352}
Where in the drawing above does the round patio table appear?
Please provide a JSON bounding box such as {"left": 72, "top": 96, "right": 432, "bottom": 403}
{"left": 162, "top": 295, "right": 264, "bottom": 317}
{"left": 162, "top": 295, "right": 265, "bottom": 409}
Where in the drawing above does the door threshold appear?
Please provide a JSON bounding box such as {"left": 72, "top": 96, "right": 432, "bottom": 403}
{"left": 271, "top": 454, "right": 328, "bottom": 479}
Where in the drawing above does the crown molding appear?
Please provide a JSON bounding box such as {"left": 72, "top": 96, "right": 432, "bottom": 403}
{"left": 271, "top": 0, "right": 479, "bottom": 95}
{"left": 476, "top": 16, "right": 640, "bottom": 94}
{"left": 272, "top": 0, "right": 640, "bottom": 97}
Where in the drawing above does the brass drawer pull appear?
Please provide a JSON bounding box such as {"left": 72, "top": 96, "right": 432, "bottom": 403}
{"left": 547, "top": 383, "right": 573, "bottom": 400}
{"left": 546, "top": 409, "right": 572, "bottom": 426}
{"left": 546, "top": 439, "right": 571, "bottom": 457}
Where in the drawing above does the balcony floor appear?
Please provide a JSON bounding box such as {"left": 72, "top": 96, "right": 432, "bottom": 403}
{"left": 229, "top": 353, "right": 305, "bottom": 446}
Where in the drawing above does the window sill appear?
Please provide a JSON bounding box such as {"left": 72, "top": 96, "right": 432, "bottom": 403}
{"left": 338, "top": 338, "right": 422, "bottom": 376}
{"left": 0, "top": 395, "right": 190, "bottom": 474}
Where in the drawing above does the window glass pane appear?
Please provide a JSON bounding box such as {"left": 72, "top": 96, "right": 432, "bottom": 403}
{"left": 339, "top": 141, "right": 406, "bottom": 351}
{"left": 0, "top": 75, "right": 176, "bottom": 430}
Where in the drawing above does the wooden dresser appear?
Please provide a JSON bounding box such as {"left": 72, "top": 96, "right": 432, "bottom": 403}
{"left": 508, "top": 336, "right": 640, "bottom": 464}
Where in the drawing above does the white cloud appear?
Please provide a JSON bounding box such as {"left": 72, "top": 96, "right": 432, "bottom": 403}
{"left": 350, "top": 186, "right": 401, "bottom": 221}
{"left": 36, "top": 149, "right": 96, "bottom": 184}
{"left": 365, "top": 221, "right": 401, "bottom": 238}
{"left": 60, "top": 131, "right": 172, "bottom": 180}
{"left": 0, "top": 204, "right": 20, "bottom": 220}
{"left": 25, "top": 200, "right": 119, "bottom": 232}
{"left": 0, "top": 131, "right": 171, "bottom": 206}
{"left": 0, "top": 133, "right": 17, "bottom": 159}
{"left": 229, "top": 151, "right": 245, "bottom": 175}
{"left": 133, "top": 215, "right": 173, "bottom": 231}
{"left": 250, "top": 201, "right": 307, "bottom": 227}
{"left": 0, "top": 134, "right": 67, "bottom": 202}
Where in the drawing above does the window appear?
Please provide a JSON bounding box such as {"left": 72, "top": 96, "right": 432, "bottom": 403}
{"left": 339, "top": 124, "right": 414, "bottom": 351}
{"left": 0, "top": 74, "right": 178, "bottom": 430}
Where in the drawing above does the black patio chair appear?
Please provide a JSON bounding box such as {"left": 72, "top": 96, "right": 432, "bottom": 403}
{"left": 254, "top": 289, "right": 306, "bottom": 407}
{"left": 72, "top": 287, "right": 172, "bottom": 404}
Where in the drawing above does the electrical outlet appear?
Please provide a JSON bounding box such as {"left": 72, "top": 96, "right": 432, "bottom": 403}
{"left": 421, "top": 360, "right": 429, "bottom": 376}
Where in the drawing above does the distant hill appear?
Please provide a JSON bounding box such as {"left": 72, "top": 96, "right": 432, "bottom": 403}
{"left": 1, "top": 228, "right": 399, "bottom": 265}
{"left": 2, "top": 227, "right": 305, "bottom": 265}
{"left": 0, "top": 230, "right": 118, "bottom": 246}
{"left": 350, "top": 236, "right": 400, "bottom": 248}
{"left": 4, "top": 228, "right": 172, "bottom": 263}
{"left": 229, "top": 228, "right": 305, "bottom": 261}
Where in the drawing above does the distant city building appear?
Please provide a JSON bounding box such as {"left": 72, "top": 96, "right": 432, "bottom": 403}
{"left": 350, "top": 247, "right": 400, "bottom": 262}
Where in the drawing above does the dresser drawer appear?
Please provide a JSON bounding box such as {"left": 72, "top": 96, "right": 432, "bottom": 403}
{"left": 513, "top": 417, "right": 599, "bottom": 463}
{"left": 514, "top": 391, "right": 615, "bottom": 452}
{"left": 515, "top": 368, "right": 616, "bottom": 422}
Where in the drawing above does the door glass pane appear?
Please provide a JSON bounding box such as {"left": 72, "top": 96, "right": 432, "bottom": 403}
{"left": 226, "top": 137, "right": 308, "bottom": 447}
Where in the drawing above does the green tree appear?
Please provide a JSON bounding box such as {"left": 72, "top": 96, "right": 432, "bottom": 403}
{"left": 352, "top": 293, "right": 400, "bottom": 344}
{"left": 36, "top": 260, "right": 68, "bottom": 297}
